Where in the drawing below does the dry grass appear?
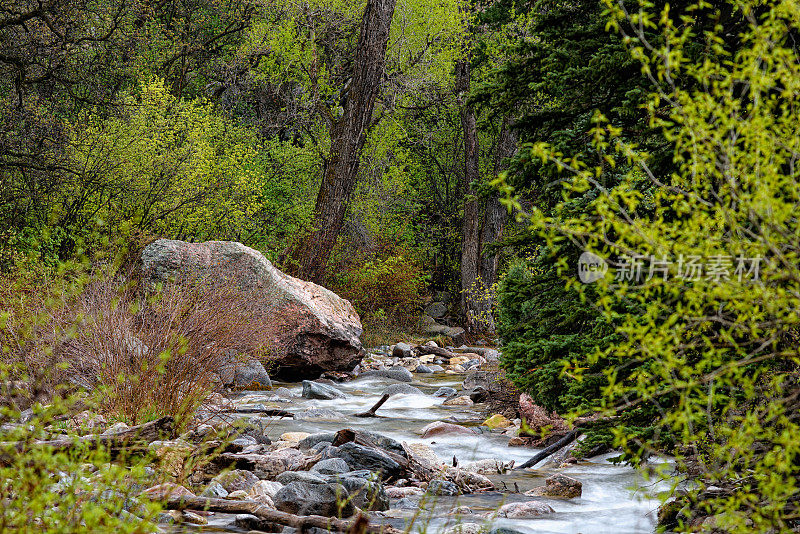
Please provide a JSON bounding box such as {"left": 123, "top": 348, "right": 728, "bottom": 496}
{"left": 2, "top": 266, "right": 272, "bottom": 428}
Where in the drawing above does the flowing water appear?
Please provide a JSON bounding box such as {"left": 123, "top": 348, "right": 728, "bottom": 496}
{"left": 197, "top": 374, "right": 672, "bottom": 534}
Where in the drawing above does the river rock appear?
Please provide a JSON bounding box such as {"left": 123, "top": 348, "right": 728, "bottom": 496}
{"left": 494, "top": 501, "right": 555, "bottom": 518}
{"left": 250, "top": 480, "right": 283, "bottom": 499}
{"left": 227, "top": 489, "right": 250, "bottom": 500}
{"left": 298, "top": 432, "right": 337, "bottom": 450}
{"left": 433, "top": 387, "right": 457, "bottom": 398}
{"left": 141, "top": 483, "right": 195, "bottom": 500}
{"left": 274, "top": 481, "right": 354, "bottom": 517}
{"left": 276, "top": 471, "right": 327, "bottom": 485}
{"left": 414, "top": 365, "right": 433, "bottom": 373}
{"left": 302, "top": 380, "right": 347, "bottom": 400}
{"left": 385, "top": 486, "right": 425, "bottom": 498}
{"left": 212, "top": 470, "right": 259, "bottom": 493}
{"left": 443, "top": 395, "right": 473, "bottom": 406}
{"left": 525, "top": 473, "right": 582, "bottom": 498}
{"left": 385, "top": 383, "right": 423, "bottom": 396}
{"left": 444, "top": 524, "right": 485, "bottom": 534}
{"left": 392, "top": 342, "right": 413, "bottom": 358}
{"left": 280, "top": 432, "right": 311, "bottom": 443}
{"left": 399, "top": 357, "right": 421, "bottom": 371}
{"left": 294, "top": 408, "right": 346, "bottom": 421}
{"left": 428, "top": 364, "right": 445, "bottom": 372}
{"left": 404, "top": 442, "right": 444, "bottom": 469}
{"left": 395, "top": 497, "right": 419, "bottom": 509}
{"left": 235, "top": 514, "right": 283, "bottom": 532}
{"left": 420, "top": 421, "right": 476, "bottom": 438}
{"left": 360, "top": 367, "right": 413, "bottom": 382}
{"left": 330, "top": 442, "right": 402, "bottom": 478}
{"left": 330, "top": 474, "right": 390, "bottom": 511}
{"left": 140, "top": 239, "right": 364, "bottom": 380}
{"left": 482, "top": 414, "right": 513, "bottom": 430}
{"left": 420, "top": 316, "right": 465, "bottom": 344}
{"left": 311, "top": 458, "right": 351, "bottom": 475}
{"left": 219, "top": 353, "right": 272, "bottom": 389}
{"left": 427, "top": 479, "right": 460, "bottom": 496}
{"left": 200, "top": 481, "right": 229, "bottom": 499}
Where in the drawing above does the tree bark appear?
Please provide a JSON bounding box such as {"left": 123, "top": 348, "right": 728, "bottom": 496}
{"left": 289, "top": 0, "right": 397, "bottom": 283}
{"left": 457, "top": 58, "right": 483, "bottom": 335}
{"left": 159, "top": 496, "right": 405, "bottom": 534}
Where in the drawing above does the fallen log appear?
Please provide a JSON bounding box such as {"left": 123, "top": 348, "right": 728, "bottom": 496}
{"left": 415, "top": 345, "right": 455, "bottom": 359}
{"left": 354, "top": 394, "right": 390, "bottom": 418}
{"left": 221, "top": 407, "right": 294, "bottom": 418}
{"left": 161, "top": 495, "right": 404, "bottom": 534}
{"left": 515, "top": 429, "right": 580, "bottom": 469}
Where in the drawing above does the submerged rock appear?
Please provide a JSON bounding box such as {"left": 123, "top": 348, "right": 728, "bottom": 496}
{"left": 141, "top": 239, "right": 364, "bottom": 380}
{"left": 360, "top": 367, "right": 414, "bottom": 382}
{"left": 433, "top": 387, "right": 457, "bottom": 398}
{"left": 419, "top": 421, "right": 476, "bottom": 438}
{"left": 494, "top": 501, "right": 555, "bottom": 518}
{"left": 525, "top": 473, "right": 582, "bottom": 498}
{"left": 302, "top": 380, "right": 347, "bottom": 400}
{"left": 385, "top": 383, "right": 423, "bottom": 396}
{"left": 274, "top": 480, "right": 354, "bottom": 517}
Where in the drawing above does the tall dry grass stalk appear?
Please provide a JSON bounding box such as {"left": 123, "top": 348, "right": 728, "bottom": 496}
{"left": 3, "top": 266, "right": 272, "bottom": 427}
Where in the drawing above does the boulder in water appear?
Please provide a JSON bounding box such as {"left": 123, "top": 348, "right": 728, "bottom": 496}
{"left": 525, "top": 473, "right": 582, "bottom": 498}
{"left": 419, "top": 421, "right": 476, "bottom": 438}
{"left": 302, "top": 380, "right": 347, "bottom": 400}
{"left": 274, "top": 481, "right": 354, "bottom": 517}
{"left": 141, "top": 239, "right": 364, "bottom": 380}
{"left": 385, "top": 383, "right": 423, "bottom": 396}
{"left": 494, "top": 501, "right": 555, "bottom": 518}
{"left": 360, "top": 367, "right": 413, "bottom": 382}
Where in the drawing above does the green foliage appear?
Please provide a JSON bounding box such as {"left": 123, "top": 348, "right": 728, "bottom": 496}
{"left": 498, "top": 0, "right": 800, "bottom": 529}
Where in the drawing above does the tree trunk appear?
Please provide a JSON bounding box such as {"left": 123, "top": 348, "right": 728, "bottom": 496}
{"left": 289, "top": 0, "right": 397, "bottom": 283}
{"left": 458, "top": 58, "right": 483, "bottom": 335}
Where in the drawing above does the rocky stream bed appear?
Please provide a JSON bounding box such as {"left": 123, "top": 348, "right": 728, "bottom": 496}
{"left": 159, "top": 360, "right": 672, "bottom": 534}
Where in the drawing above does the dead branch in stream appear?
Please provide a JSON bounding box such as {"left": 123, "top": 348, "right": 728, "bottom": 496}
{"left": 161, "top": 496, "right": 404, "bottom": 534}
{"left": 515, "top": 429, "right": 580, "bottom": 469}
{"left": 354, "top": 394, "right": 390, "bottom": 417}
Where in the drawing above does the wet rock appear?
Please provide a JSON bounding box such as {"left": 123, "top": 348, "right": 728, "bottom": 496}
{"left": 427, "top": 479, "right": 460, "bottom": 496}
{"left": 395, "top": 498, "right": 419, "bottom": 509}
{"left": 419, "top": 421, "right": 476, "bottom": 438}
{"left": 330, "top": 442, "right": 402, "bottom": 479}
{"left": 276, "top": 471, "right": 327, "bottom": 485}
{"left": 330, "top": 474, "right": 389, "bottom": 511}
{"left": 141, "top": 483, "right": 195, "bottom": 500}
{"left": 141, "top": 239, "right": 364, "bottom": 380}
{"left": 200, "top": 481, "right": 228, "bottom": 499}
{"left": 302, "top": 380, "right": 347, "bottom": 400}
{"left": 443, "top": 395, "right": 473, "bottom": 406}
{"left": 468, "top": 387, "right": 488, "bottom": 403}
{"left": 462, "top": 459, "right": 513, "bottom": 474}
{"left": 392, "top": 342, "right": 413, "bottom": 358}
{"left": 231, "top": 419, "right": 271, "bottom": 445}
{"left": 360, "top": 367, "right": 413, "bottom": 382}
{"left": 102, "top": 422, "right": 130, "bottom": 435}
{"left": 220, "top": 354, "right": 272, "bottom": 389}
{"left": 444, "top": 523, "right": 485, "bottom": 534}
{"left": 482, "top": 414, "right": 513, "bottom": 430}
{"left": 280, "top": 432, "right": 311, "bottom": 443}
{"left": 414, "top": 365, "right": 433, "bottom": 373}
{"left": 494, "top": 501, "right": 555, "bottom": 518}
{"left": 385, "top": 486, "right": 425, "bottom": 498}
{"left": 294, "top": 408, "right": 346, "bottom": 421}
{"left": 212, "top": 469, "right": 259, "bottom": 493}
{"left": 274, "top": 481, "right": 354, "bottom": 517}
{"left": 298, "top": 432, "right": 337, "bottom": 450}
{"left": 311, "top": 458, "right": 351, "bottom": 475}
{"left": 235, "top": 514, "right": 283, "bottom": 532}
{"left": 385, "top": 383, "right": 423, "bottom": 396}
{"left": 525, "top": 474, "right": 582, "bottom": 498}
{"left": 404, "top": 443, "right": 444, "bottom": 469}
{"left": 181, "top": 511, "right": 208, "bottom": 525}
{"left": 433, "top": 387, "right": 457, "bottom": 398}
{"left": 251, "top": 480, "right": 284, "bottom": 500}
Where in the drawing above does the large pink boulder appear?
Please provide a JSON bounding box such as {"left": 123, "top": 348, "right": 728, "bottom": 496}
{"left": 141, "top": 239, "right": 364, "bottom": 379}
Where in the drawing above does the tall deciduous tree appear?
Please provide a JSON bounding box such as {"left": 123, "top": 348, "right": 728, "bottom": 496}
{"left": 289, "top": 0, "right": 397, "bottom": 282}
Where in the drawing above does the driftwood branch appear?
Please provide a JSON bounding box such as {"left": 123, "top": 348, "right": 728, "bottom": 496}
{"left": 416, "top": 346, "right": 455, "bottom": 359}
{"left": 515, "top": 429, "right": 580, "bottom": 469}
{"left": 354, "top": 394, "right": 390, "bottom": 417}
{"left": 161, "top": 496, "right": 404, "bottom": 534}
{"left": 221, "top": 407, "right": 294, "bottom": 418}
